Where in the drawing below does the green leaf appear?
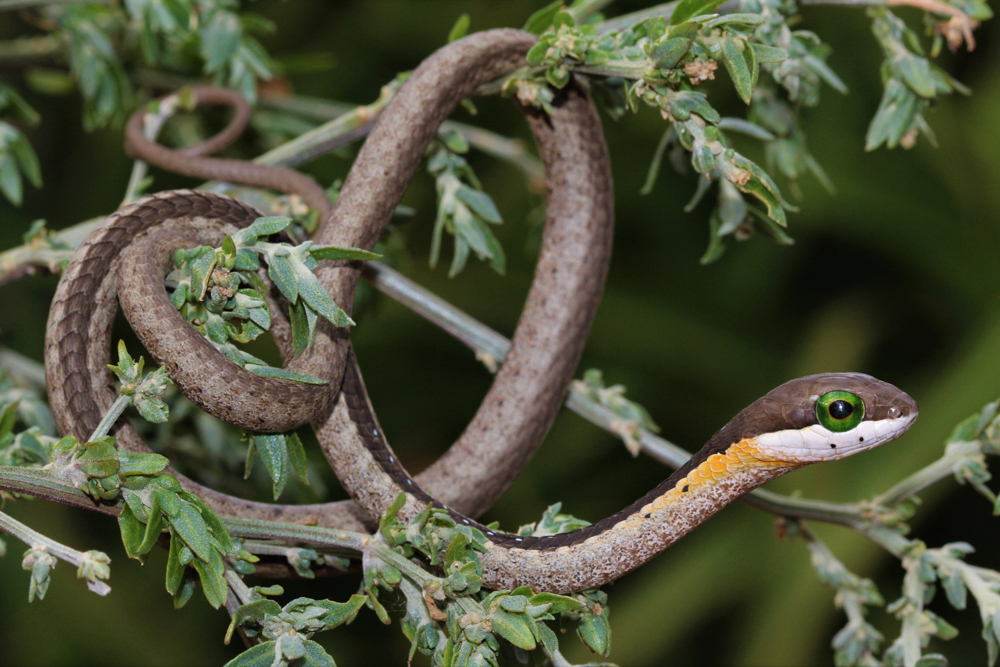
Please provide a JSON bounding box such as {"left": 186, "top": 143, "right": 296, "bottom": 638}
{"left": 892, "top": 53, "right": 936, "bottom": 98}
{"left": 170, "top": 500, "right": 214, "bottom": 563}
{"left": 296, "top": 270, "right": 354, "bottom": 328}
{"left": 246, "top": 364, "right": 327, "bottom": 386}
{"left": 448, "top": 13, "right": 471, "bottom": 43}
{"left": 118, "top": 504, "right": 145, "bottom": 561}
{"left": 455, "top": 187, "right": 502, "bottom": 224}
{"left": 165, "top": 530, "right": 186, "bottom": 596}
{"left": 524, "top": 1, "right": 565, "bottom": 34}
{"left": 491, "top": 611, "right": 536, "bottom": 650}
{"left": 133, "top": 489, "right": 165, "bottom": 555}
{"left": 699, "top": 210, "right": 729, "bottom": 265}
{"left": 310, "top": 594, "right": 367, "bottom": 629}
{"left": 191, "top": 548, "right": 227, "bottom": 608}
{"left": 286, "top": 431, "right": 309, "bottom": 484}
{"left": 224, "top": 641, "right": 277, "bottom": 667}
{"left": 751, "top": 43, "right": 787, "bottom": 64}
{"left": 720, "top": 37, "right": 753, "bottom": 104}
{"left": 300, "top": 640, "right": 337, "bottom": 667}
{"left": 201, "top": 10, "right": 241, "bottom": 72}
{"left": 530, "top": 592, "right": 585, "bottom": 614}
{"left": 308, "top": 246, "right": 381, "bottom": 262}
{"left": 289, "top": 300, "right": 310, "bottom": 357}
{"left": 942, "top": 571, "right": 967, "bottom": 610}
{"left": 577, "top": 609, "right": 611, "bottom": 656}
{"left": 267, "top": 252, "right": 299, "bottom": 303}
{"left": 670, "top": 0, "right": 724, "bottom": 26}
{"left": 117, "top": 451, "right": 170, "bottom": 477}
{"left": 649, "top": 38, "right": 692, "bottom": 70}
{"left": 252, "top": 433, "right": 290, "bottom": 499}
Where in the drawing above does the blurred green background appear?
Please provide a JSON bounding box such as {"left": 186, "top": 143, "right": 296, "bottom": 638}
{"left": 1, "top": 1, "right": 999, "bottom": 665}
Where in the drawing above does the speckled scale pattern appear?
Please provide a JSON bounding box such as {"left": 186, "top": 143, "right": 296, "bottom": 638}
{"left": 45, "top": 31, "right": 616, "bottom": 538}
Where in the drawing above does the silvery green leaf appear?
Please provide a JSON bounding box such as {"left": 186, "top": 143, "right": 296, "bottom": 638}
{"left": 490, "top": 611, "right": 536, "bottom": 650}
{"left": 941, "top": 571, "right": 967, "bottom": 611}
{"left": 289, "top": 300, "right": 310, "bottom": 357}
{"left": 455, "top": 186, "right": 502, "bottom": 224}
{"left": 803, "top": 54, "right": 848, "bottom": 94}
{"left": 188, "top": 247, "right": 218, "bottom": 300}
{"left": 523, "top": 0, "right": 564, "bottom": 35}
{"left": 751, "top": 43, "right": 787, "bottom": 64}
{"left": 118, "top": 504, "right": 145, "bottom": 560}
{"left": 705, "top": 12, "right": 765, "bottom": 28}
{"left": 577, "top": 608, "right": 611, "bottom": 656}
{"left": 451, "top": 205, "right": 493, "bottom": 260}
{"left": 247, "top": 216, "right": 292, "bottom": 237}
{"left": 267, "top": 252, "right": 299, "bottom": 303}
{"left": 892, "top": 53, "right": 936, "bottom": 98}
{"left": 866, "top": 80, "right": 922, "bottom": 151}
{"left": 190, "top": 548, "right": 227, "bottom": 608}
{"left": 224, "top": 641, "right": 276, "bottom": 667}
{"left": 308, "top": 246, "right": 381, "bottom": 262}
{"left": 234, "top": 247, "right": 260, "bottom": 271}
{"left": 294, "top": 265, "right": 354, "bottom": 328}
{"left": 449, "top": 236, "right": 471, "bottom": 278}
{"left": 201, "top": 10, "right": 241, "bottom": 72}
{"left": 669, "top": 0, "right": 724, "bottom": 26}
{"left": 915, "top": 655, "right": 949, "bottom": 667}
{"left": 299, "top": 640, "right": 337, "bottom": 667}
{"left": 721, "top": 153, "right": 788, "bottom": 226}
{"left": 170, "top": 500, "right": 214, "bottom": 563}
{"left": 251, "top": 433, "right": 290, "bottom": 499}
{"left": 721, "top": 37, "right": 754, "bottom": 104}
{"left": 134, "top": 393, "right": 169, "bottom": 424}
{"left": 286, "top": 431, "right": 309, "bottom": 484}
{"left": 246, "top": 365, "right": 326, "bottom": 385}
{"left": 717, "top": 117, "right": 775, "bottom": 141}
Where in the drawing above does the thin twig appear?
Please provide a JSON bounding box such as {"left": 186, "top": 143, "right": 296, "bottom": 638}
{"left": 0, "top": 508, "right": 111, "bottom": 595}
{"left": 258, "top": 93, "right": 545, "bottom": 187}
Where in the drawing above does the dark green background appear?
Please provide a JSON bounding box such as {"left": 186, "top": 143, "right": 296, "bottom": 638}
{"left": 1, "top": 1, "right": 999, "bottom": 665}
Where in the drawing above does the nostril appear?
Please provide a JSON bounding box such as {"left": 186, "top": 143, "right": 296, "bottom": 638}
{"left": 888, "top": 406, "right": 901, "bottom": 419}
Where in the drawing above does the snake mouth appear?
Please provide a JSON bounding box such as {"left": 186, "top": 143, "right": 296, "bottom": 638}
{"left": 753, "top": 411, "right": 918, "bottom": 464}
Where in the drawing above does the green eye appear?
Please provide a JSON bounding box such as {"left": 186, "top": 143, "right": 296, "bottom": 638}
{"left": 816, "top": 391, "right": 865, "bottom": 432}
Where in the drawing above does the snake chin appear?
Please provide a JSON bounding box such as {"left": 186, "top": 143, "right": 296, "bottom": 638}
{"left": 753, "top": 413, "right": 918, "bottom": 464}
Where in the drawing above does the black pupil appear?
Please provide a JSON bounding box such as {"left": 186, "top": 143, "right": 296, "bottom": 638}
{"left": 829, "top": 400, "right": 853, "bottom": 420}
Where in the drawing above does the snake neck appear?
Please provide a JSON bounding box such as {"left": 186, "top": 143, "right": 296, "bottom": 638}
{"left": 479, "top": 440, "right": 799, "bottom": 592}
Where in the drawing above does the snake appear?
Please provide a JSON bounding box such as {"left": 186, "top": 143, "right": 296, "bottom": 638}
{"left": 45, "top": 29, "right": 613, "bottom": 531}
{"left": 43, "top": 29, "right": 918, "bottom": 593}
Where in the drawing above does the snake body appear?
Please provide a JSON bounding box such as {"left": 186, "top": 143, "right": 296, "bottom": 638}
{"left": 46, "top": 30, "right": 613, "bottom": 530}
{"left": 44, "top": 29, "right": 918, "bottom": 593}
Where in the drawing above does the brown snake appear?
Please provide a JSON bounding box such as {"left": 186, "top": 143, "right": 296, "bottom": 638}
{"left": 44, "top": 29, "right": 917, "bottom": 593}
{"left": 45, "top": 29, "right": 613, "bottom": 533}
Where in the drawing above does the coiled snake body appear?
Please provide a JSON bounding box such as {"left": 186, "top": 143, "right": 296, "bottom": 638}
{"left": 44, "top": 29, "right": 917, "bottom": 594}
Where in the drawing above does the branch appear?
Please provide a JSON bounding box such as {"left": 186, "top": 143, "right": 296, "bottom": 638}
{"left": 0, "top": 508, "right": 111, "bottom": 595}
{"left": 258, "top": 92, "right": 545, "bottom": 187}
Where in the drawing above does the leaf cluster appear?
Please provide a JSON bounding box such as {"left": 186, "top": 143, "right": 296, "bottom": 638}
{"left": 866, "top": 8, "right": 970, "bottom": 151}
{"left": 44, "top": 431, "right": 250, "bottom": 610}
{"left": 428, "top": 132, "right": 506, "bottom": 277}
{"left": 372, "top": 495, "right": 612, "bottom": 666}
{"left": 225, "top": 595, "right": 367, "bottom": 667}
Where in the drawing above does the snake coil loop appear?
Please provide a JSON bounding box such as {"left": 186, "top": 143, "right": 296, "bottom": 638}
{"left": 45, "top": 29, "right": 614, "bottom": 537}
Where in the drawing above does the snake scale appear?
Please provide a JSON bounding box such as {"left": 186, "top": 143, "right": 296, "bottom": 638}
{"left": 44, "top": 29, "right": 918, "bottom": 593}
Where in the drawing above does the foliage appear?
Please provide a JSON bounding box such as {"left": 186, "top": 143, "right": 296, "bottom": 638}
{"left": 0, "top": 0, "right": 996, "bottom": 665}
{"left": 166, "top": 216, "right": 378, "bottom": 498}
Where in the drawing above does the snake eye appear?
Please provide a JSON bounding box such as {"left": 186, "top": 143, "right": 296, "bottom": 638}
{"left": 817, "top": 391, "right": 865, "bottom": 432}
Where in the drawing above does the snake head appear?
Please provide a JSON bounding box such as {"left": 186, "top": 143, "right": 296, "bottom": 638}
{"left": 730, "top": 372, "right": 918, "bottom": 464}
